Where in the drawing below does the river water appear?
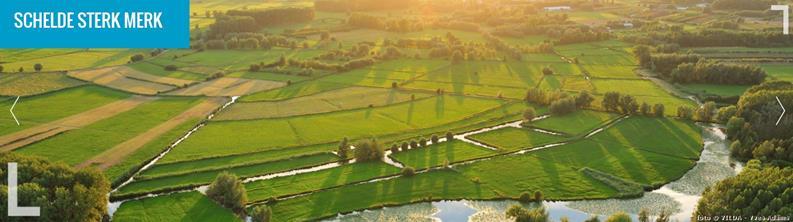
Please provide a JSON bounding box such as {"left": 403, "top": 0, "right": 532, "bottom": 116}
{"left": 325, "top": 124, "right": 741, "bottom": 222}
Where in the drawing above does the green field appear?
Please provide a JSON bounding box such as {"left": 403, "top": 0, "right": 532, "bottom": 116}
{"left": 0, "top": 73, "right": 85, "bottom": 96}
{"left": 115, "top": 153, "right": 339, "bottom": 197}
{"left": 113, "top": 191, "right": 241, "bottom": 222}
{"left": 391, "top": 140, "right": 496, "bottom": 169}
{"left": 127, "top": 62, "right": 208, "bottom": 81}
{"left": 0, "top": 86, "right": 130, "bottom": 136}
{"left": 17, "top": 97, "right": 203, "bottom": 165}
{"left": 759, "top": 64, "right": 793, "bottom": 82}
{"left": 678, "top": 84, "right": 750, "bottom": 97}
{"left": 467, "top": 127, "right": 568, "bottom": 151}
{"left": 531, "top": 110, "right": 618, "bottom": 135}
{"left": 0, "top": 49, "right": 147, "bottom": 71}
{"left": 245, "top": 161, "right": 401, "bottom": 202}
{"left": 216, "top": 87, "right": 433, "bottom": 120}
{"left": 164, "top": 95, "right": 507, "bottom": 162}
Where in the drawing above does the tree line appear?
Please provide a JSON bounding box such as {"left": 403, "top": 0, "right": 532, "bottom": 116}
{"left": 315, "top": 0, "right": 416, "bottom": 12}
{"left": 208, "top": 7, "right": 315, "bottom": 37}
{"left": 633, "top": 46, "right": 766, "bottom": 85}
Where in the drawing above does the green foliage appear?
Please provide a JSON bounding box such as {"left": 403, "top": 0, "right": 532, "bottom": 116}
{"left": 523, "top": 107, "right": 537, "bottom": 122}
{"left": 606, "top": 212, "right": 631, "bottom": 222}
{"left": 401, "top": 167, "right": 416, "bottom": 177}
{"left": 250, "top": 205, "right": 272, "bottom": 222}
{"left": 206, "top": 172, "right": 248, "bottom": 213}
{"left": 549, "top": 97, "right": 578, "bottom": 115}
{"left": 338, "top": 138, "right": 350, "bottom": 159}
{"left": 505, "top": 205, "right": 549, "bottom": 222}
{"left": 0, "top": 152, "right": 110, "bottom": 222}
{"left": 353, "top": 138, "right": 385, "bottom": 162}
{"left": 695, "top": 166, "right": 793, "bottom": 220}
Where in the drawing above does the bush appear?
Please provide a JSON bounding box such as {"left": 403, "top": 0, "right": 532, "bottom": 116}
{"left": 390, "top": 144, "right": 399, "bottom": 153}
{"left": 506, "top": 205, "right": 548, "bottom": 222}
{"left": 337, "top": 137, "right": 349, "bottom": 159}
{"left": 130, "top": 54, "right": 145, "bottom": 62}
{"left": 522, "top": 107, "right": 536, "bottom": 122}
{"left": 33, "top": 63, "right": 43, "bottom": 72}
{"left": 519, "top": 192, "right": 533, "bottom": 203}
{"left": 401, "top": 142, "right": 409, "bottom": 150}
{"left": 410, "top": 140, "right": 418, "bottom": 149}
{"left": 533, "top": 191, "right": 543, "bottom": 202}
{"left": 401, "top": 167, "right": 416, "bottom": 177}
{"left": 164, "top": 65, "right": 178, "bottom": 71}
{"left": 205, "top": 172, "right": 247, "bottom": 213}
{"left": 431, "top": 135, "right": 439, "bottom": 144}
{"left": 419, "top": 138, "right": 427, "bottom": 147}
{"left": 445, "top": 132, "right": 454, "bottom": 141}
{"left": 606, "top": 212, "right": 631, "bottom": 222}
{"left": 250, "top": 205, "right": 272, "bottom": 222}
{"left": 652, "top": 103, "right": 665, "bottom": 117}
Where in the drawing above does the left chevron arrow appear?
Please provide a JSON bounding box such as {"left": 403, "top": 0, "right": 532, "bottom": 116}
{"left": 10, "top": 96, "right": 20, "bottom": 125}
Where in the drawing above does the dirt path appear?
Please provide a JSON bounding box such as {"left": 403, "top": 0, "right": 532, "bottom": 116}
{"left": 0, "top": 96, "right": 155, "bottom": 152}
{"left": 77, "top": 97, "right": 228, "bottom": 170}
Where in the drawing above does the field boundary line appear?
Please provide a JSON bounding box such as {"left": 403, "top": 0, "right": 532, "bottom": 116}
{"left": 77, "top": 97, "right": 228, "bottom": 170}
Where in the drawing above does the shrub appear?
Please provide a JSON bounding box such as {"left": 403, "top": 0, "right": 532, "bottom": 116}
{"left": 33, "top": 63, "right": 43, "bottom": 72}
{"left": 410, "top": 140, "right": 418, "bottom": 148}
{"left": 445, "top": 132, "right": 454, "bottom": 141}
{"left": 506, "top": 205, "right": 548, "bottom": 222}
{"left": 390, "top": 144, "right": 399, "bottom": 153}
{"left": 337, "top": 137, "right": 349, "bottom": 159}
{"left": 401, "top": 142, "right": 409, "bottom": 150}
{"left": 401, "top": 167, "right": 416, "bottom": 177}
{"left": 606, "top": 212, "right": 631, "bottom": 222}
{"left": 431, "top": 135, "right": 439, "bottom": 144}
{"left": 206, "top": 172, "right": 247, "bottom": 213}
{"left": 164, "top": 65, "right": 178, "bottom": 71}
{"left": 652, "top": 103, "right": 665, "bottom": 117}
{"left": 419, "top": 138, "right": 427, "bottom": 147}
{"left": 250, "top": 205, "right": 272, "bottom": 222}
{"left": 519, "top": 192, "right": 533, "bottom": 203}
{"left": 533, "top": 191, "right": 543, "bottom": 202}
{"left": 522, "top": 107, "right": 536, "bottom": 121}
{"left": 130, "top": 54, "right": 145, "bottom": 62}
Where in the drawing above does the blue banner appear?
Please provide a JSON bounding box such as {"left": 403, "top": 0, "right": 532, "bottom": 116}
{"left": 0, "top": 0, "right": 189, "bottom": 48}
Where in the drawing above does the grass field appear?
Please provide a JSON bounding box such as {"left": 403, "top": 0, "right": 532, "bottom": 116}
{"left": 127, "top": 62, "right": 208, "bottom": 81}
{"left": 113, "top": 191, "right": 241, "bottom": 222}
{"left": 245, "top": 161, "right": 401, "bottom": 202}
{"left": 115, "top": 153, "right": 339, "bottom": 197}
{"left": 216, "top": 87, "right": 433, "bottom": 120}
{"left": 759, "top": 64, "right": 793, "bottom": 82}
{"left": 16, "top": 97, "right": 203, "bottom": 165}
{"left": 678, "top": 84, "right": 750, "bottom": 97}
{"left": 391, "top": 140, "right": 496, "bottom": 169}
{"left": 167, "top": 77, "right": 286, "bottom": 96}
{"left": 593, "top": 79, "right": 671, "bottom": 97}
{"left": 588, "top": 116, "right": 702, "bottom": 159}
{"left": 0, "top": 86, "right": 130, "bottom": 136}
{"left": 103, "top": 117, "right": 203, "bottom": 183}
{"left": 531, "top": 110, "right": 618, "bottom": 135}
{"left": 0, "top": 73, "right": 85, "bottom": 96}
{"left": 0, "top": 49, "right": 147, "bottom": 71}
{"left": 165, "top": 95, "right": 507, "bottom": 161}
{"left": 467, "top": 127, "right": 568, "bottom": 151}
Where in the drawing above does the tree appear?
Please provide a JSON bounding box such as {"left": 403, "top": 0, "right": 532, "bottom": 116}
{"left": 542, "top": 66, "right": 554, "bottom": 75}
{"left": 0, "top": 152, "right": 109, "bottom": 222}
{"left": 575, "top": 91, "right": 594, "bottom": 108}
{"left": 677, "top": 106, "right": 694, "bottom": 120}
{"left": 533, "top": 191, "right": 543, "bottom": 202}
{"left": 506, "top": 205, "right": 548, "bottom": 222}
{"left": 250, "top": 205, "right": 272, "bottom": 222}
{"left": 618, "top": 95, "right": 639, "bottom": 114}
{"left": 632, "top": 45, "right": 652, "bottom": 68}
{"left": 337, "top": 137, "right": 350, "bottom": 159}
{"left": 518, "top": 192, "right": 532, "bottom": 203}
{"left": 602, "top": 92, "right": 621, "bottom": 112}
{"left": 205, "top": 172, "right": 247, "bottom": 213}
{"left": 523, "top": 107, "right": 536, "bottom": 122}
{"left": 431, "top": 135, "right": 439, "bottom": 144}
{"left": 606, "top": 212, "right": 631, "bottom": 222}
{"left": 353, "top": 138, "right": 384, "bottom": 161}
{"left": 640, "top": 102, "right": 651, "bottom": 116}
{"left": 550, "top": 97, "right": 577, "bottom": 115}
{"left": 652, "top": 103, "right": 665, "bottom": 117}
{"left": 33, "top": 63, "right": 43, "bottom": 72}
{"left": 695, "top": 101, "right": 717, "bottom": 122}
{"left": 446, "top": 132, "right": 454, "bottom": 141}
{"left": 694, "top": 166, "right": 792, "bottom": 221}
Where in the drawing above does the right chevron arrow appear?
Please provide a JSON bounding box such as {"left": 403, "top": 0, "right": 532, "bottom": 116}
{"left": 777, "top": 96, "right": 786, "bottom": 126}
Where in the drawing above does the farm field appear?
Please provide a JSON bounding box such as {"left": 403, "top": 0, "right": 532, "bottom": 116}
{"left": 4, "top": 1, "right": 777, "bottom": 221}
{"left": 0, "top": 72, "right": 85, "bottom": 96}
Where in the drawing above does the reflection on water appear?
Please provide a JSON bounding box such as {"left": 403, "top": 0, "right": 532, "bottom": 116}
{"left": 331, "top": 125, "right": 740, "bottom": 222}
